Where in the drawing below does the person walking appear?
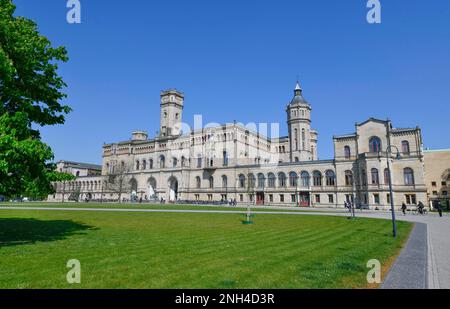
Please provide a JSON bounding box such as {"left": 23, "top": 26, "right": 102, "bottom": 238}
{"left": 401, "top": 202, "right": 407, "bottom": 215}
{"left": 436, "top": 201, "right": 443, "bottom": 217}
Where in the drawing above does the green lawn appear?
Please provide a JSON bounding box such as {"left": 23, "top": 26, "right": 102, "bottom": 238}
{"left": 0, "top": 209, "right": 412, "bottom": 289}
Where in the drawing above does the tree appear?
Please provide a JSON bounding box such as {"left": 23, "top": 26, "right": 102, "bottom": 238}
{"left": 105, "top": 164, "right": 132, "bottom": 203}
{"left": 0, "top": 0, "right": 71, "bottom": 198}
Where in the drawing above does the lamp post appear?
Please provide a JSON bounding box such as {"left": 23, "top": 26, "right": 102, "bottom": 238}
{"left": 385, "top": 145, "right": 401, "bottom": 238}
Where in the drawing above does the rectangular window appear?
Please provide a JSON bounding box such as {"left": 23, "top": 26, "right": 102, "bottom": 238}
{"left": 405, "top": 194, "right": 417, "bottom": 205}
{"left": 269, "top": 194, "right": 273, "bottom": 203}
{"left": 387, "top": 193, "right": 391, "bottom": 204}
{"left": 280, "top": 194, "right": 285, "bottom": 203}
{"left": 374, "top": 194, "right": 380, "bottom": 204}
{"left": 291, "top": 194, "right": 296, "bottom": 203}
{"left": 328, "top": 194, "right": 334, "bottom": 203}
{"left": 239, "top": 194, "right": 243, "bottom": 202}
{"left": 195, "top": 194, "right": 200, "bottom": 201}
{"left": 432, "top": 191, "right": 438, "bottom": 195}
{"left": 363, "top": 194, "right": 368, "bottom": 204}
{"left": 442, "top": 182, "right": 447, "bottom": 186}
{"left": 432, "top": 182, "right": 437, "bottom": 187}
{"left": 315, "top": 194, "right": 321, "bottom": 203}
{"left": 197, "top": 157, "right": 202, "bottom": 168}
{"left": 249, "top": 194, "right": 254, "bottom": 202}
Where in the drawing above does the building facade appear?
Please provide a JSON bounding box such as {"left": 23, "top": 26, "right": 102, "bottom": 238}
{"left": 423, "top": 149, "right": 450, "bottom": 210}
{"left": 48, "top": 83, "right": 428, "bottom": 209}
{"left": 56, "top": 160, "right": 102, "bottom": 177}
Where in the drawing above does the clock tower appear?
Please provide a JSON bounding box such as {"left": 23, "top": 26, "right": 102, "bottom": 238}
{"left": 159, "top": 89, "right": 184, "bottom": 137}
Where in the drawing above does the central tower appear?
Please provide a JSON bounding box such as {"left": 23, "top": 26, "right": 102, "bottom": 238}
{"left": 286, "top": 82, "right": 316, "bottom": 162}
{"left": 160, "top": 89, "right": 184, "bottom": 137}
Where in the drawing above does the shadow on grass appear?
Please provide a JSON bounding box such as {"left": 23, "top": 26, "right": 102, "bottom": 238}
{"left": 0, "top": 218, "right": 96, "bottom": 248}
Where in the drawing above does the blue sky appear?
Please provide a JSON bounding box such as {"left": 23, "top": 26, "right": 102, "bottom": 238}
{"left": 13, "top": 0, "right": 450, "bottom": 164}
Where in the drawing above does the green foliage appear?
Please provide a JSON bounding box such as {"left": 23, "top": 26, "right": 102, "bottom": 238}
{"left": 0, "top": 112, "right": 54, "bottom": 198}
{"left": 0, "top": 0, "right": 70, "bottom": 198}
{"left": 0, "top": 0, "right": 71, "bottom": 128}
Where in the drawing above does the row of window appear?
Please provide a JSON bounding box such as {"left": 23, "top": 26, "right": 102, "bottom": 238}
{"left": 360, "top": 168, "right": 415, "bottom": 186}
{"left": 343, "top": 138, "right": 412, "bottom": 159}
{"left": 237, "top": 171, "right": 336, "bottom": 189}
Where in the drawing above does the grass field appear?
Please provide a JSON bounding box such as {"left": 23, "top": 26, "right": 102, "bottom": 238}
{"left": 0, "top": 208, "right": 412, "bottom": 289}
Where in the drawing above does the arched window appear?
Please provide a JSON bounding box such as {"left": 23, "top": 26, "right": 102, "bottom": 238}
{"left": 294, "top": 128, "right": 299, "bottom": 151}
{"left": 301, "top": 171, "right": 310, "bottom": 187}
{"left": 384, "top": 168, "right": 390, "bottom": 185}
{"left": 159, "top": 155, "right": 165, "bottom": 168}
{"left": 344, "top": 146, "right": 351, "bottom": 159}
{"left": 173, "top": 157, "right": 178, "bottom": 168}
{"left": 223, "top": 151, "right": 228, "bottom": 166}
{"left": 289, "top": 172, "right": 298, "bottom": 187}
{"left": 136, "top": 160, "right": 140, "bottom": 170}
{"left": 181, "top": 156, "right": 186, "bottom": 167}
{"left": 149, "top": 159, "right": 154, "bottom": 169}
{"left": 222, "top": 175, "right": 228, "bottom": 188}
{"left": 142, "top": 160, "right": 147, "bottom": 170}
{"left": 404, "top": 168, "right": 415, "bottom": 185}
{"left": 257, "top": 173, "right": 265, "bottom": 188}
{"left": 76, "top": 171, "right": 80, "bottom": 177}
{"left": 209, "top": 176, "right": 214, "bottom": 188}
{"left": 402, "top": 141, "right": 410, "bottom": 154}
{"left": 325, "top": 170, "right": 336, "bottom": 186}
{"left": 196, "top": 176, "right": 201, "bottom": 189}
{"left": 248, "top": 174, "right": 256, "bottom": 188}
{"left": 313, "top": 171, "right": 322, "bottom": 186}
{"left": 369, "top": 137, "right": 382, "bottom": 153}
{"left": 278, "top": 172, "right": 287, "bottom": 188}
{"left": 238, "top": 174, "right": 246, "bottom": 188}
{"left": 302, "top": 129, "right": 306, "bottom": 150}
{"left": 345, "top": 170, "right": 353, "bottom": 186}
{"left": 371, "top": 168, "right": 379, "bottom": 185}
{"left": 268, "top": 173, "right": 276, "bottom": 188}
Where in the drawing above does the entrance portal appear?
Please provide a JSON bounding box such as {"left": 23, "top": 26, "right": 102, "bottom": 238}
{"left": 256, "top": 192, "right": 265, "bottom": 205}
{"left": 299, "top": 192, "right": 310, "bottom": 207}
{"left": 168, "top": 177, "right": 178, "bottom": 202}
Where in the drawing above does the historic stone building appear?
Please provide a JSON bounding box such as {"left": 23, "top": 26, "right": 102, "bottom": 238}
{"left": 56, "top": 160, "right": 102, "bottom": 177}
{"left": 49, "top": 83, "right": 428, "bottom": 209}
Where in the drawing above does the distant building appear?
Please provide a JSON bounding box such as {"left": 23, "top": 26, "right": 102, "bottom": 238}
{"left": 424, "top": 149, "right": 450, "bottom": 210}
{"left": 56, "top": 160, "right": 102, "bottom": 177}
{"left": 48, "top": 83, "right": 433, "bottom": 209}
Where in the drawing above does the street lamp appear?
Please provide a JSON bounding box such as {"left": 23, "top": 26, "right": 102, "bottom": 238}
{"left": 385, "top": 145, "right": 402, "bottom": 238}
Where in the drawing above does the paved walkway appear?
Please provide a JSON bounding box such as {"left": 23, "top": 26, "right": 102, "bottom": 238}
{"left": 1, "top": 206, "right": 448, "bottom": 288}
{"left": 381, "top": 223, "right": 428, "bottom": 289}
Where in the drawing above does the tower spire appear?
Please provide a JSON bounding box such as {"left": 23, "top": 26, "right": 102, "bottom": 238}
{"left": 294, "top": 81, "right": 302, "bottom": 96}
